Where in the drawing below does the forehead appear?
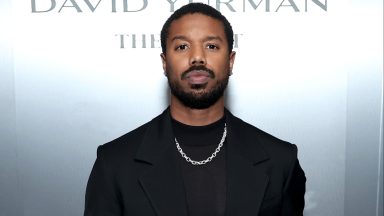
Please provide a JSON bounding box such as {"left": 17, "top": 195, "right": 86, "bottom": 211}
{"left": 167, "top": 13, "right": 226, "bottom": 41}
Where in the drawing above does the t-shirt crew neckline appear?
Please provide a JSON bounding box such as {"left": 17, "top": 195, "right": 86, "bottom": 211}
{"left": 171, "top": 115, "right": 226, "bottom": 147}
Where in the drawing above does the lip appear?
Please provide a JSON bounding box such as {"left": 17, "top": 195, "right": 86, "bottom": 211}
{"left": 185, "top": 70, "right": 211, "bottom": 85}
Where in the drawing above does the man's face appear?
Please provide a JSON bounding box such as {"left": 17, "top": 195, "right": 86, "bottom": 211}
{"left": 161, "top": 13, "right": 236, "bottom": 109}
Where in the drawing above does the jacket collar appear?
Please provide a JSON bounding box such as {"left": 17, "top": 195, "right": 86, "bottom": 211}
{"left": 224, "top": 108, "right": 269, "bottom": 165}
{"left": 135, "top": 108, "right": 174, "bottom": 165}
{"left": 224, "top": 109, "right": 270, "bottom": 215}
{"left": 135, "top": 108, "right": 270, "bottom": 216}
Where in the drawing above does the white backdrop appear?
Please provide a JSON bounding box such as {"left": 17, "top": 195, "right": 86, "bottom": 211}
{"left": 0, "top": 0, "right": 383, "bottom": 215}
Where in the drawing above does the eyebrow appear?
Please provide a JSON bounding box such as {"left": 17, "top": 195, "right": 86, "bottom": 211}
{"left": 205, "top": 36, "right": 223, "bottom": 42}
{"left": 170, "top": 35, "right": 188, "bottom": 42}
{"left": 170, "top": 35, "right": 224, "bottom": 42}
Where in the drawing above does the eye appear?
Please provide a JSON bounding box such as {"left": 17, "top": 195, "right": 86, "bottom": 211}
{"left": 206, "top": 44, "right": 219, "bottom": 50}
{"left": 176, "top": 44, "right": 189, "bottom": 51}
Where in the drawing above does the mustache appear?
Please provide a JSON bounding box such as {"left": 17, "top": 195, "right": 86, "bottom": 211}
{"left": 181, "top": 65, "right": 215, "bottom": 80}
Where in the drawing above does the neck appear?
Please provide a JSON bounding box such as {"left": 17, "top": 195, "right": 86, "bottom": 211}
{"left": 170, "top": 95, "right": 225, "bottom": 126}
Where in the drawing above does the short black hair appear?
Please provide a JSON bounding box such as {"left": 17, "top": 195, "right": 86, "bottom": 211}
{"left": 160, "top": 3, "right": 234, "bottom": 55}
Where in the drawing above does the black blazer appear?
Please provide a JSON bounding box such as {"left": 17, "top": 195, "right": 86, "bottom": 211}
{"left": 84, "top": 108, "right": 306, "bottom": 216}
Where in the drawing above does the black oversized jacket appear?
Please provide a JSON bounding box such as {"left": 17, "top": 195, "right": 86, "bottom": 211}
{"left": 84, "top": 108, "right": 306, "bottom": 216}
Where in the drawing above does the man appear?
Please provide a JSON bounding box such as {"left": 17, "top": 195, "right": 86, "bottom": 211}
{"left": 84, "top": 3, "right": 306, "bottom": 216}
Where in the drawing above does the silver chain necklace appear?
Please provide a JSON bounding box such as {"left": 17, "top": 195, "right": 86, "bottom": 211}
{"left": 175, "top": 123, "right": 227, "bottom": 166}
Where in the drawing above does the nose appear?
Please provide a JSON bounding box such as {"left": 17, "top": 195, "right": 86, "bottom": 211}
{"left": 189, "top": 46, "right": 206, "bottom": 66}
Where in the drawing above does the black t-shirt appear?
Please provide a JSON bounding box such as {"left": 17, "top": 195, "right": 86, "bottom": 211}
{"left": 172, "top": 117, "right": 227, "bottom": 216}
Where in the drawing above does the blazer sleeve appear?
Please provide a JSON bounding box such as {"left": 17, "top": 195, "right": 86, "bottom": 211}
{"left": 281, "top": 158, "right": 306, "bottom": 216}
{"left": 84, "top": 146, "right": 122, "bottom": 216}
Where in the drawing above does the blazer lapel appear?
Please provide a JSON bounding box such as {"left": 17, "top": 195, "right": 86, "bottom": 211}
{"left": 134, "top": 108, "right": 270, "bottom": 216}
{"left": 225, "top": 110, "right": 270, "bottom": 216}
{"left": 135, "top": 109, "right": 188, "bottom": 216}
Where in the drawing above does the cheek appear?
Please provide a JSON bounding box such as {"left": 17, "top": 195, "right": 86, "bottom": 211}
{"left": 208, "top": 57, "right": 230, "bottom": 72}
{"left": 166, "top": 58, "right": 188, "bottom": 75}
{"left": 165, "top": 63, "right": 181, "bottom": 80}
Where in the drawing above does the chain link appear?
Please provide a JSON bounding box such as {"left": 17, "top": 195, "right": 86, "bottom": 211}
{"left": 175, "top": 123, "right": 227, "bottom": 166}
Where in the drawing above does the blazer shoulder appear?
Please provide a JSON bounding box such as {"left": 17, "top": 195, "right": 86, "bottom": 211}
{"left": 96, "top": 122, "right": 149, "bottom": 161}
{"left": 230, "top": 114, "right": 298, "bottom": 161}
{"left": 95, "top": 110, "right": 168, "bottom": 162}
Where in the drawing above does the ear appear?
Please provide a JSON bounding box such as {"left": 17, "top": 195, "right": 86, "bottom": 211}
{"left": 229, "top": 51, "right": 236, "bottom": 75}
{"left": 160, "top": 53, "right": 167, "bottom": 75}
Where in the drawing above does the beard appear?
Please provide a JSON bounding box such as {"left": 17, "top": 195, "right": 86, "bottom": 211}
{"left": 167, "top": 66, "right": 229, "bottom": 109}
